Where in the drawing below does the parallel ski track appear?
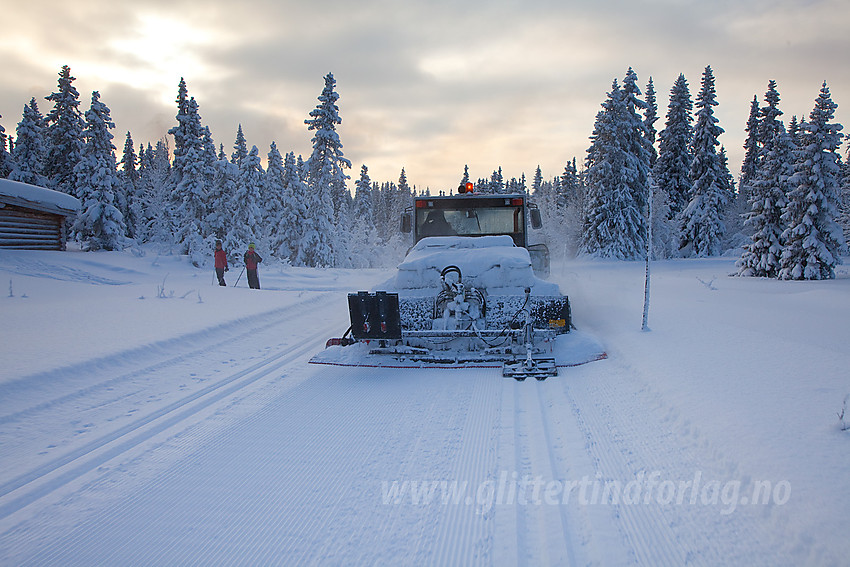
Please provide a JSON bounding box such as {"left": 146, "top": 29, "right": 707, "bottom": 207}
{"left": 30, "top": 366, "right": 497, "bottom": 566}
{"left": 533, "top": 381, "right": 586, "bottom": 565}
{"left": 559, "top": 358, "right": 788, "bottom": 565}
{"left": 562, "top": 372, "right": 687, "bottom": 565}
{"left": 508, "top": 380, "right": 585, "bottom": 566}
{"left": 0, "top": 293, "right": 338, "bottom": 524}
{"left": 0, "top": 293, "right": 334, "bottom": 426}
{"left": 544, "top": 358, "right": 695, "bottom": 565}
{"left": 428, "top": 369, "right": 500, "bottom": 566}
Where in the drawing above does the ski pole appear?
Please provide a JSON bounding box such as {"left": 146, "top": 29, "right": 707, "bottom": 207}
{"left": 234, "top": 266, "right": 246, "bottom": 287}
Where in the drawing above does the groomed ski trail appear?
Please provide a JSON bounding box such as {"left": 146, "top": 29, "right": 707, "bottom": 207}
{"left": 0, "top": 291, "right": 343, "bottom": 538}
{"left": 0, "top": 296, "right": 816, "bottom": 565}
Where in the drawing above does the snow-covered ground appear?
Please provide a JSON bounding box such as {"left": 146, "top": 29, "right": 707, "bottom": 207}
{"left": 0, "top": 246, "right": 848, "bottom": 565}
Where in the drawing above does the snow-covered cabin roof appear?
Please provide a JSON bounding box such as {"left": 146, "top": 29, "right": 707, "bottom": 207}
{"left": 0, "top": 178, "right": 80, "bottom": 216}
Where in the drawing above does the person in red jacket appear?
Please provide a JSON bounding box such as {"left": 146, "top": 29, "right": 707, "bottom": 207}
{"left": 244, "top": 243, "right": 263, "bottom": 289}
{"left": 214, "top": 240, "right": 228, "bottom": 286}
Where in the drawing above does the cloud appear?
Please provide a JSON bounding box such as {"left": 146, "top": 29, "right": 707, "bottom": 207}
{"left": 1, "top": 0, "right": 848, "bottom": 190}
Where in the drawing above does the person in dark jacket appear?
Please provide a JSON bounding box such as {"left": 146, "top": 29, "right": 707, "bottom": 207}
{"left": 244, "top": 243, "right": 263, "bottom": 289}
{"left": 214, "top": 240, "right": 228, "bottom": 286}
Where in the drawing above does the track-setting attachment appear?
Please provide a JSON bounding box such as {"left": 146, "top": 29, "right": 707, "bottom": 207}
{"left": 502, "top": 355, "right": 558, "bottom": 381}
{"left": 502, "top": 288, "right": 559, "bottom": 381}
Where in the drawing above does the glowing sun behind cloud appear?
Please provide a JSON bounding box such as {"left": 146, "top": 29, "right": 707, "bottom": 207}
{"left": 102, "top": 13, "right": 230, "bottom": 106}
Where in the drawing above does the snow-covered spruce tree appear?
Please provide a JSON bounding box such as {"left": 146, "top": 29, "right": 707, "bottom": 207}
{"left": 135, "top": 143, "right": 156, "bottom": 242}
{"left": 204, "top": 144, "right": 230, "bottom": 239}
{"left": 349, "top": 164, "right": 382, "bottom": 267}
{"left": 489, "top": 167, "right": 505, "bottom": 194}
{"left": 649, "top": 174, "right": 673, "bottom": 259}
{"left": 550, "top": 174, "right": 561, "bottom": 206}
{"left": 534, "top": 166, "right": 566, "bottom": 258}
{"left": 170, "top": 95, "right": 210, "bottom": 265}
{"left": 787, "top": 115, "right": 802, "bottom": 147}
{"left": 561, "top": 159, "right": 581, "bottom": 207}
{"left": 394, "top": 167, "right": 414, "bottom": 237}
{"left": 168, "top": 78, "right": 191, "bottom": 162}
{"left": 134, "top": 143, "right": 151, "bottom": 237}
{"left": 206, "top": 145, "right": 238, "bottom": 262}
{"left": 117, "top": 132, "right": 139, "bottom": 239}
{"left": 201, "top": 127, "right": 217, "bottom": 197}
{"left": 0, "top": 135, "right": 10, "bottom": 178}
{"left": 532, "top": 172, "right": 553, "bottom": 221}
{"left": 643, "top": 76, "right": 675, "bottom": 258}
{"left": 532, "top": 165, "right": 544, "bottom": 196}
{"left": 580, "top": 69, "right": 652, "bottom": 260}
{"left": 557, "top": 159, "right": 585, "bottom": 257}
{"left": 231, "top": 124, "right": 248, "bottom": 167}
{"left": 44, "top": 65, "right": 85, "bottom": 196}
{"left": 73, "top": 91, "right": 126, "bottom": 251}
{"left": 581, "top": 84, "right": 620, "bottom": 257}
{"left": 195, "top": 126, "right": 220, "bottom": 255}
{"left": 373, "top": 169, "right": 414, "bottom": 260}
{"left": 350, "top": 164, "right": 375, "bottom": 268}
{"left": 644, "top": 77, "right": 658, "bottom": 168}
{"left": 398, "top": 167, "right": 410, "bottom": 196}
{"left": 394, "top": 167, "right": 413, "bottom": 224}
{"left": 303, "top": 72, "right": 352, "bottom": 268}
{"left": 263, "top": 142, "right": 295, "bottom": 261}
{"left": 460, "top": 164, "right": 471, "bottom": 190}
{"left": 9, "top": 98, "right": 48, "bottom": 187}
{"left": 779, "top": 82, "right": 845, "bottom": 280}
{"left": 507, "top": 173, "right": 526, "bottom": 195}
{"left": 738, "top": 81, "right": 794, "bottom": 277}
{"left": 372, "top": 180, "right": 395, "bottom": 245}
{"left": 226, "top": 144, "right": 265, "bottom": 263}
{"left": 532, "top": 165, "right": 555, "bottom": 243}
{"left": 717, "top": 146, "right": 735, "bottom": 195}
{"left": 351, "top": 165, "right": 372, "bottom": 240}
{"left": 549, "top": 162, "right": 574, "bottom": 211}
{"left": 841, "top": 147, "right": 850, "bottom": 250}
{"left": 0, "top": 114, "right": 12, "bottom": 178}
{"left": 678, "top": 66, "right": 729, "bottom": 257}
{"left": 296, "top": 177, "right": 334, "bottom": 267}
{"left": 376, "top": 179, "right": 411, "bottom": 255}
{"left": 263, "top": 142, "right": 285, "bottom": 258}
{"left": 137, "top": 140, "right": 173, "bottom": 246}
{"left": 165, "top": 79, "right": 191, "bottom": 246}
{"left": 740, "top": 95, "right": 761, "bottom": 200}
{"left": 654, "top": 74, "right": 693, "bottom": 223}
{"left": 281, "top": 151, "right": 308, "bottom": 263}
{"left": 718, "top": 145, "right": 747, "bottom": 252}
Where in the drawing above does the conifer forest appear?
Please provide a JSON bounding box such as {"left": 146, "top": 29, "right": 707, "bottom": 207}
{"left": 1, "top": 65, "right": 848, "bottom": 279}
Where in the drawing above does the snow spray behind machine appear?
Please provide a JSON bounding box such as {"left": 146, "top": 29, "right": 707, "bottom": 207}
{"left": 310, "top": 184, "right": 607, "bottom": 380}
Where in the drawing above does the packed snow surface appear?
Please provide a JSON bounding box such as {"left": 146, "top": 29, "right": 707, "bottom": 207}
{"left": 1, "top": 246, "right": 849, "bottom": 565}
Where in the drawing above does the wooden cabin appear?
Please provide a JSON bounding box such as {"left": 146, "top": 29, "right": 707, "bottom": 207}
{"left": 0, "top": 179, "right": 80, "bottom": 250}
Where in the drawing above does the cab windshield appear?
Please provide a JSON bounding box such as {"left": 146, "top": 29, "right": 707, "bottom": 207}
{"left": 416, "top": 204, "right": 524, "bottom": 246}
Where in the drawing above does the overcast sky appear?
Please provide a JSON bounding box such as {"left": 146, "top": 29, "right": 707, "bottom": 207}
{"left": 2, "top": 0, "right": 848, "bottom": 191}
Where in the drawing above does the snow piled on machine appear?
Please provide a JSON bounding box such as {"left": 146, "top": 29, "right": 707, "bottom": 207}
{"left": 381, "top": 235, "right": 560, "bottom": 296}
